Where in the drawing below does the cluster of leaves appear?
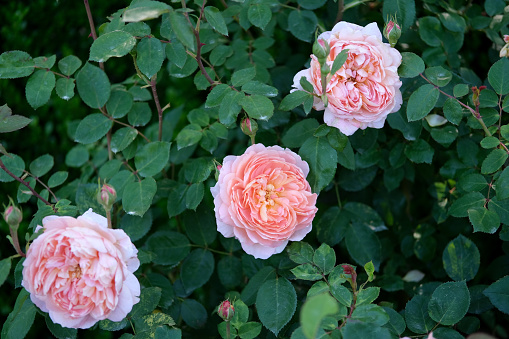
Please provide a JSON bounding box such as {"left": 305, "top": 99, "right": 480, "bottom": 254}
{"left": 1, "top": 0, "right": 509, "bottom": 338}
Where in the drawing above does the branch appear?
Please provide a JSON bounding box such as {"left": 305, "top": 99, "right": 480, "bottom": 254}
{"left": 0, "top": 158, "right": 56, "bottom": 212}
{"left": 150, "top": 75, "right": 164, "bottom": 141}
{"left": 83, "top": 0, "right": 104, "bottom": 71}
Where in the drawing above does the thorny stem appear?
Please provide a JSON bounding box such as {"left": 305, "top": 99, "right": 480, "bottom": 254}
{"left": 335, "top": 0, "right": 345, "bottom": 24}
{"left": 106, "top": 210, "right": 112, "bottom": 229}
{"left": 0, "top": 158, "right": 56, "bottom": 212}
{"left": 83, "top": 0, "right": 104, "bottom": 71}
{"left": 10, "top": 226, "right": 25, "bottom": 257}
{"left": 419, "top": 73, "right": 509, "bottom": 154}
{"left": 226, "top": 321, "right": 231, "bottom": 339}
{"left": 24, "top": 170, "right": 59, "bottom": 203}
{"left": 107, "top": 130, "right": 112, "bottom": 160}
{"left": 181, "top": 0, "right": 215, "bottom": 86}
{"left": 150, "top": 75, "right": 164, "bottom": 141}
{"left": 99, "top": 109, "right": 151, "bottom": 143}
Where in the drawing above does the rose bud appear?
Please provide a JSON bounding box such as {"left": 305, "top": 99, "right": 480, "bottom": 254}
{"left": 504, "top": 35, "right": 509, "bottom": 43}
{"left": 501, "top": 44, "right": 509, "bottom": 58}
{"left": 312, "top": 38, "right": 330, "bottom": 63}
{"left": 217, "top": 300, "right": 235, "bottom": 321}
{"left": 3, "top": 204, "right": 22, "bottom": 227}
{"left": 97, "top": 183, "right": 117, "bottom": 211}
{"left": 241, "top": 117, "right": 258, "bottom": 137}
{"left": 383, "top": 19, "right": 401, "bottom": 47}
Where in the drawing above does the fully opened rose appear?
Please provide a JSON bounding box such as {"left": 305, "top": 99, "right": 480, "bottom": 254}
{"left": 293, "top": 21, "right": 403, "bottom": 136}
{"left": 211, "top": 144, "right": 318, "bottom": 259}
{"left": 22, "top": 209, "right": 140, "bottom": 329}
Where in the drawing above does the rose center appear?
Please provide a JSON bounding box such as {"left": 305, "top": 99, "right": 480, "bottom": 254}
{"left": 69, "top": 265, "right": 82, "bottom": 280}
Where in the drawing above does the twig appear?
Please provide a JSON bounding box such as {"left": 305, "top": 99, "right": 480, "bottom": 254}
{"left": 150, "top": 75, "right": 164, "bottom": 141}
{"left": 83, "top": 0, "right": 104, "bottom": 71}
{"left": 24, "top": 170, "right": 59, "bottom": 203}
{"left": 107, "top": 130, "right": 113, "bottom": 160}
{"left": 34, "top": 66, "right": 69, "bottom": 79}
{"left": 0, "top": 158, "right": 56, "bottom": 211}
{"left": 99, "top": 110, "right": 151, "bottom": 143}
{"left": 335, "top": 0, "right": 344, "bottom": 24}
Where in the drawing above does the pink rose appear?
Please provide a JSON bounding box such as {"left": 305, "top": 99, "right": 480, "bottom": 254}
{"left": 210, "top": 144, "right": 318, "bottom": 259}
{"left": 22, "top": 209, "right": 140, "bottom": 329}
{"left": 293, "top": 21, "right": 403, "bottom": 136}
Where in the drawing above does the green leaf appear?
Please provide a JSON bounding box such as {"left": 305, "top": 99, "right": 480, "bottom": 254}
{"left": 315, "top": 206, "right": 349, "bottom": 246}
{"left": 219, "top": 90, "right": 243, "bottom": 125}
{"left": 343, "top": 202, "right": 385, "bottom": 230}
{"left": 218, "top": 256, "right": 242, "bottom": 289}
{"left": 127, "top": 102, "right": 151, "bottom": 127}
{"left": 497, "top": 167, "right": 509, "bottom": 199}
{"left": 405, "top": 295, "right": 436, "bottom": 334}
{"left": 134, "top": 141, "right": 170, "bottom": 177}
{"left": 65, "top": 145, "right": 90, "bottom": 167}
{"left": 167, "top": 182, "right": 188, "bottom": 218}
{"left": 382, "top": 0, "right": 416, "bottom": 32}
{"left": 232, "top": 67, "right": 256, "bottom": 87}
{"left": 449, "top": 192, "right": 485, "bottom": 218}
{"left": 483, "top": 275, "right": 509, "bottom": 314}
{"left": 146, "top": 231, "right": 190, "bottom": 266}
{"left": 287, "top": 10, "right": 317, "bottom": 42}
{"left": 136, "top": 37, "right": 165, "bottom": 79}
{"left": 458, "top": 173, "right": 487, "bottom": 192}
{"left": 280, "top": 90, "right": 313, "bottom": 111}
{"left": 488, "top": 58, "right": 509, "bottom": 95}
{"left": 76, "top": 62, "right": 111, "bottom": 109}
{"left": 341, "top": 322, "right": 392, "bottom": 339}
{"left": 74, "top": 113, "right": 113, "bottom": 144}
{"left": 404, "top": 139, "right": 434, "bottom": 164}
{"left": 133, "top": 313, "right": 175, "bottom": 333}
{"left": 330, "top": 50, "right": 349, "bottom": 75}
{"left": 351, "top": 304, "right": 390, "bottom": 326}
{"left": 0, "top": 154, "right": 25, "bottom": 182}
{"left": 248, "top": 4, "right": 271, "bottom": 30}
{"left": 0, "top": 105, "right": 32, "bottom": 133}
{"left": 55, "top": 78, "right": 75, "bottom": 101}
{"left": 129, "top": 287, "right": 162, "bottom": 319}
{"left": 481, "top": 148, "right": 508, "bottom": 174}
{"left": 428, "top": 281, "right": 470, "bottom": 325}
{"left": 25, "top": 69, "right": 56, "bottom": 109}
{"left": 300, "top": 293, "right": 339, "bottom": 339}
{"left": 241, "top": 81, "right": 278, "bottom": 98}
{"left": 241, "top": 267, "right": 277, "bottom": 306}
{"left": 45, "top": 314, "right": 78, "bottom": 339}
{"left": 89, "top": 30, "right": 136, "bottom": 62}
{"left": 442, "top": 235, "right": 480, "bottom": 281}
{"left": 0, "top": 50, "right": 35, "bottom": 79}
{"left": 439, "top": 12, "right": 466, "bottom": 32}
{"left": 231, "top": 299, "right": 249, "bottom": 328}
{"left": 407, "top": 84, "right": 440, "bottom": 121}
{"left": 204, "top": 6, "right": 228, "bottom": 36}
{"left": 256, "top": 277, "right": 297, "bottom": 336}
{"left": 425, "top": 66, "right": 452, "bottom": 87}
{"left": 291, "top": 264, "right": 323, "bottom": 281}
{"left": 58, "top": 55, "right": 82, "bottom": 76}
{"left": 205, "top": 84, "right": 230, "bottom": 107}
{"left": 106, "top": 90, "right": 133, "bottom": 119}
{"left": 345, "top": 223, "right": 381, "bottom": 271}
{"left": 430, "top": 125, "right": 457, "bottom": 147}
{"left": 185, "top": 182, "right": 204, "bottom": 210}
{"left": 122, "top": 177, "right": 157, "bottom": 216}
{"left": 382, "top": 307, "right": 406, "bottom": 335}
{"left": 111, "top": 127, "right": 138, "bottom": 153}
{"left": 364, "top": 261, "right": 375, "bottom": 282}
{"left": 287, "top": 242, "right": 314, "bottom": 264}
{"left": 182, "top": 206, "right": 216, "bottom": 246}
{"left": 165, "top": 41, "right": 187, "bottom": 68}
{"left": 239, "top": 95, "right": 274, "bottom": 121}
{"left": 418, "top": 16, "right": 442, "bottom": 47}
{"left": 1, "top": 289, "right": 36, "bottom": 339}
{"left": 176, "top": 124, "right": 202, "bottom": 149}
{"left": 313, "top": 243, "right": 335, "bottom": 275}
{"left": 299, "top": 136, "right": 337, "bottom": 193}
{"left": 181, "top": 299, "right": 207, "bottom": 329}
{"left": 122, "top": 1, "right": 171, "bottom": 22}
{"left": 453, "top": 84, "right": 469, "bottom": 98}
{"left": 29, "top": 154, "right": 54, "bottom": 177}
{"left": 0, "top": 258, "right": 11, "bottom": 288}
{"left": 180, "top": 249, "right": 214, "bottom": 293}
{"left": 120, "top": 211, "right": 153, "bottom": 242}
{"left": 357, "top": 287, "right": 380, "bottom": 306}
{"left": 480, "top": 136, "right": 500, "bottom": 149}
{"left": 327, "top": 128, "right": 348, "bottom": 151}
{"left": 169, "top": 11, "right": 195, "bottom": 52}
{"left": 468, "top": 207, "right": 500, "bottom": 234}
{"left": 238, "top": 322, "right": 262, "bottom": 339}
{"left": 443, "top": 98, "right": 463, "bottom": 125}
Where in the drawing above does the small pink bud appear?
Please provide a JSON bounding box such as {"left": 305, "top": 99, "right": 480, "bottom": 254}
{"left": 217, "top": 300, "right": 235, "bottom": 321}
{"left": 504, "top": 35, "right": 509, "bottom": 43}
{"left": 383, "top": 18, "right": 402, "bottom": 47}
{"left": 341, "top": 264, "right": 357, "bottom": 283}
{"left": 3, "top": 204, "right": 22, "bottom": 227}
{"left": 217, "top": 165, "right": 222, "bottom": 171}
{"left": 313, "top": 38, "right": 330, "bottom": 61}
{"left": 97, "top": 184, "right": 117, "bottom": 211}
{"left": 241, "top": 117, "right": 258, "bottom": 137}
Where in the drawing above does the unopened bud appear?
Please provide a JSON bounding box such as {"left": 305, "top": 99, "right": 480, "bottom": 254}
{"left": 504, "top": 35, "right": 509, "bottom": 43}
{"left": 472, "top": 86, "right": 487, "bottom": 107}
{"left": 3, "top": 204, "right": 22, "bottom": 227}
{"left": 501, "top": 44, "right": 509, "bottom": 58}
{"left": 383, "top": 19, "right": 402, "bottom": 47}
{"left": 97, "top": 184, "right": 117, "bottom": 211}
{"left": 241, "top": 118, "right": 258, "bottom": 137}
{"left": 217, "top": 300, "right": 235, "bottom": 321}
{"left": 312, "top": 38, "right": 330, "bottom": 62}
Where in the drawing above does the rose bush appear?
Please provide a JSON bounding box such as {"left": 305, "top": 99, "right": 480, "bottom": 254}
{"left": 211, "top": 144, "right": 317, "bottom": 259}
{"left": 292, "top": 21, "right": 402, "bottom": 136}
{"left": 22, "top": 209, "right": 140, "bottom": 329}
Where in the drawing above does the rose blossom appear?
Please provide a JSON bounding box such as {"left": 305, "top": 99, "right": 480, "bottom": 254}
{"left": 211, "top": 144, "right": 318, "bottom": 259}
{"left": 22, "top": 209, "right": 140, "bottom": 329}
{"left": 292, "top": 21, "right": 403, "bottom": 136}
